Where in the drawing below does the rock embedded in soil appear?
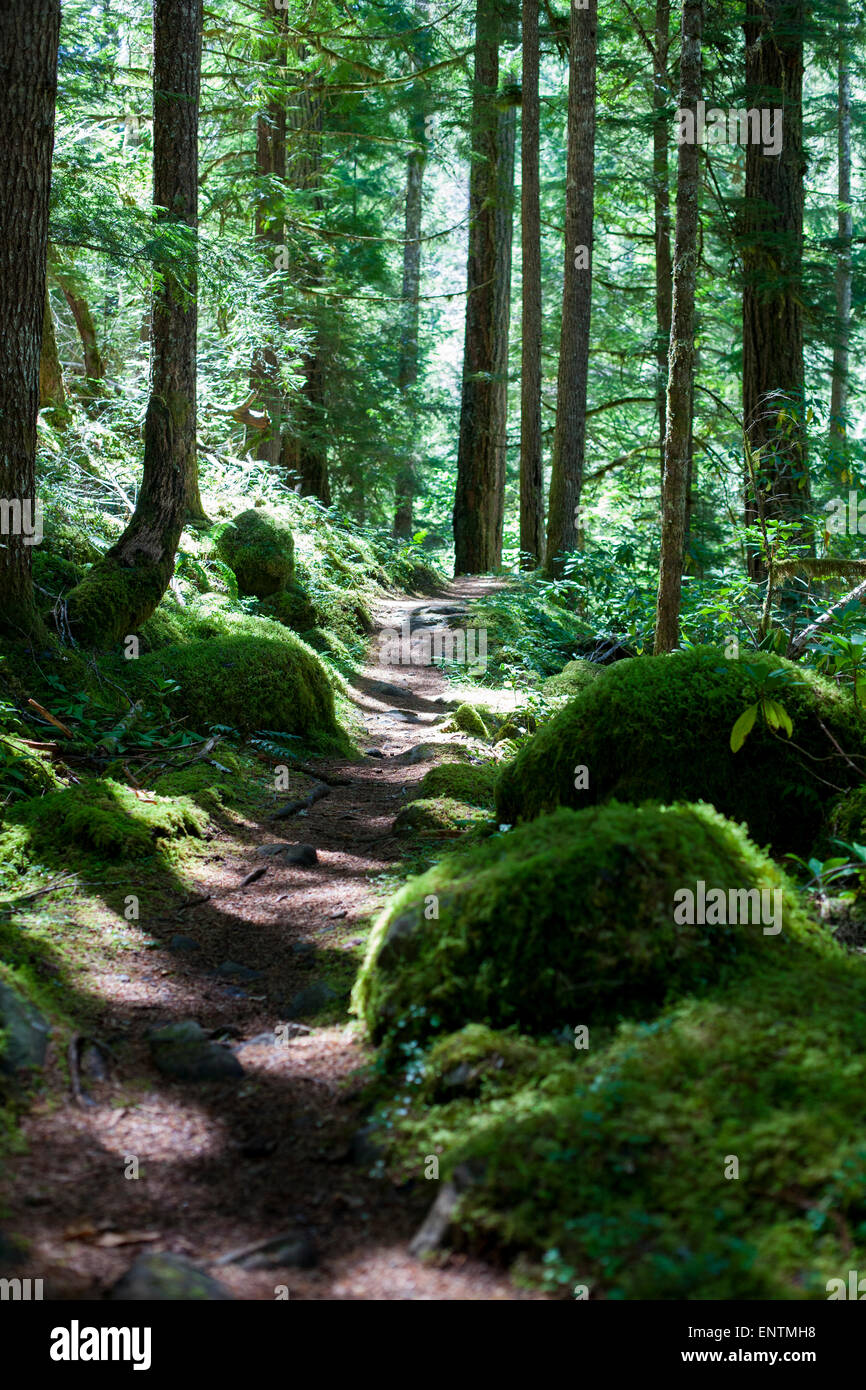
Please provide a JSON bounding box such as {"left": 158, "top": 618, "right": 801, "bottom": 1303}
{"left": 0, "top": 981, "right": 50, "bottom": 1075}
{"left": 109, "top": 1252, "right": 235, "bottom": 1301}
{"left": 147, "top": 1021, "right": 245, "bottom": 1083}
{"left": 255, "top": 842, "right": 318, "bottom": 865}
{"left": 168, "top": 934, "right": 200, "bottom": 953}
{"left": 239, "top": 1233, "right": 317, "bottom": 1271}
{"left": 285, "top": 981, "right": 338, "bottom": 1018}
{"left": 214, "top": 961, "right": 263, "bottom": 982}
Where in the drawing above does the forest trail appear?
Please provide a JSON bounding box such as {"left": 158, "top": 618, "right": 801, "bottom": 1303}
{"left": 4, "top": 576, "right": 546, "bottom": 1300}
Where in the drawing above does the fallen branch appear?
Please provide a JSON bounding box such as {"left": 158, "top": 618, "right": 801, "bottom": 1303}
{"left": 269, "top": 781, "right": 331, "bottom": 821}
{"left": 788, "top": 577, "right": 866, "bottom": 656}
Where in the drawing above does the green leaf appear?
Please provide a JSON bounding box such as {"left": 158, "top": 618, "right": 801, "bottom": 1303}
{"left": 730, "top": 703, "right": 757, "bottom": 752}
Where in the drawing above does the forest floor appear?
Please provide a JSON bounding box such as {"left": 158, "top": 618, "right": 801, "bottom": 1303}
{"left": 3, "top": 576, "right": 548, "bottom": 1300}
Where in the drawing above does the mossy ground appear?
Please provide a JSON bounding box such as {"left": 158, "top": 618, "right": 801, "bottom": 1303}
{"left": 371, "top": 954, "right": 866, "bottom": 1298}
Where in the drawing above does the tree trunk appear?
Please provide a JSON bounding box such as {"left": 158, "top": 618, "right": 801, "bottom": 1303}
{"left": 0, "top": 0, "right": 61, "bottom": 636}
{"left": 49, "top": 256, "right": 107, "bottom": 395}
{"left": 545, "top": 0, "right": 598, "bottom": 575}
{"left": 742, "top": 0, "right": 808, "bottom": 579}
{"left": 452, "top": 0, "right": 502, "bottom": 574}
{"left": 283, "top": 69, "right": 331, "bottom": 505}
{"left": 40, "top": 286, "right": 68, "bottom": 420}
{"left": 653, "top": 0, "right": 673, "bottom": 484}
{"left": 491, "top": 91, "right": 517, "bottom": 562}
{"left": 519, "top": 0, "right": 544, "bottom": 567}
{"left": 654, "top": 0, "right": 702, "bottom": 654}
{"left": 65, "top": 0, "right": 205, "bottom": 645}
{"left": 393, "top": 89, "right": 429, "bottom": 537}
{"left": 248, "top": 2, "right": 288, "bottom": 469}
{"left": 829, "top": 15, "right": 852, "bottom": 476}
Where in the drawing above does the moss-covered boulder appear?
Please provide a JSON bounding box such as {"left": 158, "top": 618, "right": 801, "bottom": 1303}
{"left": 541, "top": 658, "right": 602, "bottom": 698}
{"left": 215, "top": 508, "right": 294, "bottom": 598}
{"left": 354, "top": 800, "right": 822, "bottom": 1046}
{"left": 412, "top": 762, "right": 497, "bottom": 807}
{"left": 496, "top": 647, "right": 866, "bottom": 854}
{"left": 493, "top": 711, "right": 538, "bottom": 744}
{"left": 133, "top": 634, "right": 339, "bottom": 741}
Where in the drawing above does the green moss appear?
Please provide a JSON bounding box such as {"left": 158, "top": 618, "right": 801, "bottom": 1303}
{"left": 825, "top": 785, "right": 866, "bottom": 847}
{"left": 215, "top": 508, "right": 295, "bottom": 598}
{"left": 442, "top": 703, "right": 491, "bottom": 739}
{"left": 0, "top": 735, "right": 63, "bottom": 800}
{"left": 496, "top": 646, "right": 866, "bottom": 855}
{"left": 132, "top": 633, "right": 341, "bottom": 742}
{"left": 257, "top": 584, "right": 317, "bottom": 633}
{"left": 542, "top": 659, "right": 602, "bottom": 698}
{"left": 12, "top": 779, "right": 207, "bottom": 859}
{"left": 64, "top": 556, "right": 176, "bottom": 648}
{"left": 393, "top": 797, "right": 490, "bottom": 837}
{"left": 394, "top": 953, "right": 866, "bottom": 1298}
{"left": 413, "top": 762, "right": 497, "bottom": 807}
{"left": 493, "top": 711, "right": 538, "bottom": 745}
{"left": 353, "top": 800, "right": 827, "bottom": 1047}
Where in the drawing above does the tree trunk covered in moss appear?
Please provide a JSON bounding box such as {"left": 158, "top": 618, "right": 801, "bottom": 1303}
{"left": 742, "top": 0, "right": 809, "bottom": 578}
{"left": 0, "top": 0, "right": 61, "bottom": 636}
{"left": 654, "top": 0, "right": 701, "bottom": 654}
{"left": 64, "top": 0, "right": 205, "bottom": 645}
{"left": 453, "top": 0, "right": 502, "bottom": 574}
{"left": 544, "top": 0, "right": 597, "bottom": 576}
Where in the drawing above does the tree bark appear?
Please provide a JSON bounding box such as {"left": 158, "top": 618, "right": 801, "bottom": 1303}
{"left": 283, "top": 66, "right": 331, "bottom": 505}
{"left": 394, "top": 20, "right": 430, "bottom": 540}
{"left": 742, "top": 0, "right": 808, "bottom": 579}
{"left": 65, "top": 0, "right": 205, "bottom": 645}
{"left": 654, "top": 0, "right": 702, "bottom": 654}
{"left": 653, "top": 0, "right": 673, "bottom": 484}
{"left": 829, "top": 14, "right": 852, "bottom": 475}
{"left": 452, "top": 0, "right": 502, "bottom": 574}
{"left": 49, "top": 255, "right": 106, "bottom": 394}
{"left": 248, "top": 2, "right": 288, "bottom": 469}
{"left": 0, "top": 0, "right": 61, "bottom": 636}
{"left": 519, "top": 0, "right": 544, "bottom": 567}
{"left": 544, "top": 0, "right": 598, "bottom": 576}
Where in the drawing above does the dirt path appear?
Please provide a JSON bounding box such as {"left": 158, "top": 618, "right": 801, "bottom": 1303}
{"left": 2, "top": 577, "right": 545, "bottom": 1300}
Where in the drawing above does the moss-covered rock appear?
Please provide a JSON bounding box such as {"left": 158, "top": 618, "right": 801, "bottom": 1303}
{"left": 442, "top": 703, "right": 490, "bottom": 739}
{"left": 496, "top": 647, "right": 866, "bottom": 854}
{"left": 133, "top": 634, "right": 340, "bottom": 741}
{"left": 354, "top": 800, "right": 824, "bottom": 1047}
{"left": 413, "top": 762, "right": 497, "bottom": 807}
{"left": 0, "top": 735, "right": 63, "bottom": 800}
{"left": 493, "top": 711, "right": 538, "bottom": 744}
{"left": 215, "top": 508, "right": 294, "bottom": 598}
{"left": 393, "top": 797, "right": 490, "bottom": 837}
{"left": 541, "top": 659, "right": 602, "bottom": 698}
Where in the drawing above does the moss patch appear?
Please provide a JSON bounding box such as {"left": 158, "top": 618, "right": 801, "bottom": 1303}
{"left": 8, "top": 779, "right": 207, "bottom": 859}
{"left": 542, "top": 659, "right": 603, "bottom": 698}
{"left": 442, "top": 703, "right": 491, "bottom": 739}
{"left": 393, "top": 797, "right": 490, "bottom": 837}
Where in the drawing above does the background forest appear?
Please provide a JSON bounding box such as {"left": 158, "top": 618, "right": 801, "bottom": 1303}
{"left": 2, "top": 0, "right": 866, "bottom": 1308}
